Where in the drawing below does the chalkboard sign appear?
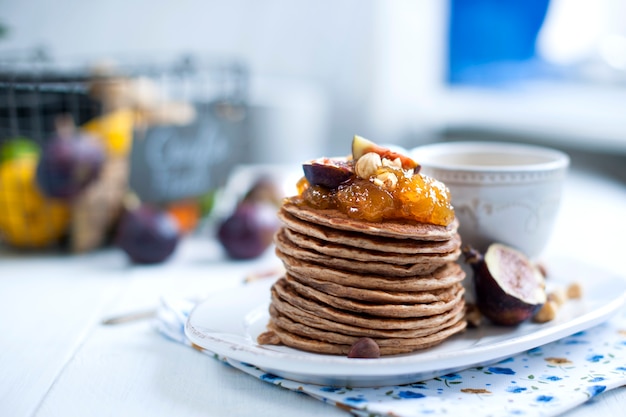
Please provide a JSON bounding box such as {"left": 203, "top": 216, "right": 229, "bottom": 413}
{"left": 129, "top": 102, "right": 247, "bottom": 203}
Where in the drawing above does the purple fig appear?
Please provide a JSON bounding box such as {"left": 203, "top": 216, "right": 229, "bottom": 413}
{"left": 302, "top": 158, "right": 353, "bottom": 189}
{"left": 36, "top": 117, "right": 105, "bottom": 199}
{"left": 243, "top": 177, "right": 283, "bottom": 207}
{"left": 463, "top": 243, "right": 546, "bottom": 326}
{"left": 217, "top": 201, "right": 279, "bottom": 260}
{"left": 116, "top": 205, "right": 180, "bottom": 264}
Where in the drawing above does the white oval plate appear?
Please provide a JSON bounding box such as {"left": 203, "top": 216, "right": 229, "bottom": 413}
{"left": 185, "top": 258, "right": 626, "bottom": 387}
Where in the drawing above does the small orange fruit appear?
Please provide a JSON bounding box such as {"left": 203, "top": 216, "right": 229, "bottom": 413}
{"left": 167, "top": 199, "right": 201, "bottom": 234}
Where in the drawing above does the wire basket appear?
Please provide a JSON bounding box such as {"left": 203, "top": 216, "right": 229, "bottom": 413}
{"left": 0, "top": 53, "right": 249, "bottom": 252}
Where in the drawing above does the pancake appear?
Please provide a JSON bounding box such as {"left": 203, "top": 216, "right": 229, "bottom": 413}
{"left": 280, "top": 226, "right": 461, "bottom": 266}
{"left": 261, "top": 318, "right": 467, "bottom": 356}
{"left": 271, "top": 277, "right": 464, "bottom": 330}
{"left": 278, "top": 209, "right": 461, "bottom": 254}
{"left": 279, "top": 252, "right": 465, "bottom": 291}
{"left": 287, "top": 271, "right": 459, "bottom": 304}
{"left": 275, "top": 232, "right": 460, "bottom": 276}
{"left": 268, "top": 307, "right": 466, "bottom": 347}
{"left": 269, "top": 297, "right": 466, "bottom": 339}
{"left": 281, "top": 198, "right": 458, "bottom": 241}
{"left": 284, "top": 274, "right": 465, "bottom": 318}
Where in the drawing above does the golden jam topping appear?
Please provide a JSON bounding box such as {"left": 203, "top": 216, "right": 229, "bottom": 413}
{"left": 298, "top": 136, "right": 455, "bottom": 226}
{"left": 299, "top": 166, "right": 454, "bottom": 226}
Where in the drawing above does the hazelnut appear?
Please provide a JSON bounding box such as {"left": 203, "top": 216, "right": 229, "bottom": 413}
{"left": 355, "top": 152, "right": 382, "bottom": 179}
{"left": 547, "top": 288, "right": 567, "bottom": 307}
{"left": 347, "top": 337, "right": 380, "bottom": 358}
{"left": 566, "top": 282, "right": 582, "bottom": 299}
{"left": 382, "top": 157, "right": 402, "bottom": 169}
{"left": 372, "top": 171, "right": 398, "bottom": 190}
{"left": 464, "top": 303, "right": 483, "bottom": 328}
{"left": 533, "top": 300, "right": 558, "bottom": 323}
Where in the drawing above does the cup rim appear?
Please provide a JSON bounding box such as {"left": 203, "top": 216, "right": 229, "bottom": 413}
{"left": 410, "top": 141, "right": 570, "bottom": 173}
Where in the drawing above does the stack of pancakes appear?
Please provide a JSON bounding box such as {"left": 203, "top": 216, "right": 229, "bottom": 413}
{"left": 257, "top": 197, "right": 467, "bottom": 356}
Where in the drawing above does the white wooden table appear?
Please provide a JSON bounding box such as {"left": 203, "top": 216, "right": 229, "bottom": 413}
{"left": 1, "top": 168, "right": 625, "bottom": 417}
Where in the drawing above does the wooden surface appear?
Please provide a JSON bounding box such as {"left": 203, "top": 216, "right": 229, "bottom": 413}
{"left": 1, "top": 168, "right": 625, "bottom": 417}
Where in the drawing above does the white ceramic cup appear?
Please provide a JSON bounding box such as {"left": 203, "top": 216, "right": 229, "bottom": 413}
{"left": 411, "top": 141, "right": 570, "bottom": 259}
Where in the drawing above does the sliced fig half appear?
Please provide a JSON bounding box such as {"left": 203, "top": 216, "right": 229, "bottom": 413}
{"left": 302, "top": 157, "right": 353, "bottom": 189}
{"left": 463, "top": 243, "right": 546, "bottom": 326}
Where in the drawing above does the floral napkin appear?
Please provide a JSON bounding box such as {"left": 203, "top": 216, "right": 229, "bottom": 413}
{"left": 155, "top": 296, "right": 626, "bottom": 417}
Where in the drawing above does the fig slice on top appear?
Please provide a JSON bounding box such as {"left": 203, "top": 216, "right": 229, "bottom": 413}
{"left": 302, "top": 157, "right": 354, "bottom": 189}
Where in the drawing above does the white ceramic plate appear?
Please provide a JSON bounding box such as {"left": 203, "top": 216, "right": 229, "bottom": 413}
{"left": 185, "top": 258, "right": 626, "bottom": 387}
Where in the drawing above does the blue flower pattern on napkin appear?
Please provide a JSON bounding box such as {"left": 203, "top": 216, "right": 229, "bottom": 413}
{"left": 156, "top": 300, "right": 626, "bottom": 417}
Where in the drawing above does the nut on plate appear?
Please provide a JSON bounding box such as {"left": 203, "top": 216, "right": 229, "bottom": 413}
{"left": 532, "top": 281, "right": 583, "bottom": 323}
{"left": 547, "top": 288, "right": 567, "bottom": 307}
{"left": 347, "top": 337, "right": 380, "bottom": 358}
{"left": 464, "top": 303, "right": 483, "bottom": 328}
{"left": 533, "top": 300, "right": 558, "bottom": 323}
{"left": 566, "top": 282, "right": 582, "bottom": 299}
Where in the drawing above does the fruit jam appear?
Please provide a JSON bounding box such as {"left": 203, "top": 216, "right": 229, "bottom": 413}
{"left": 296, "top": 166, "right": 455, "bottom": 226}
